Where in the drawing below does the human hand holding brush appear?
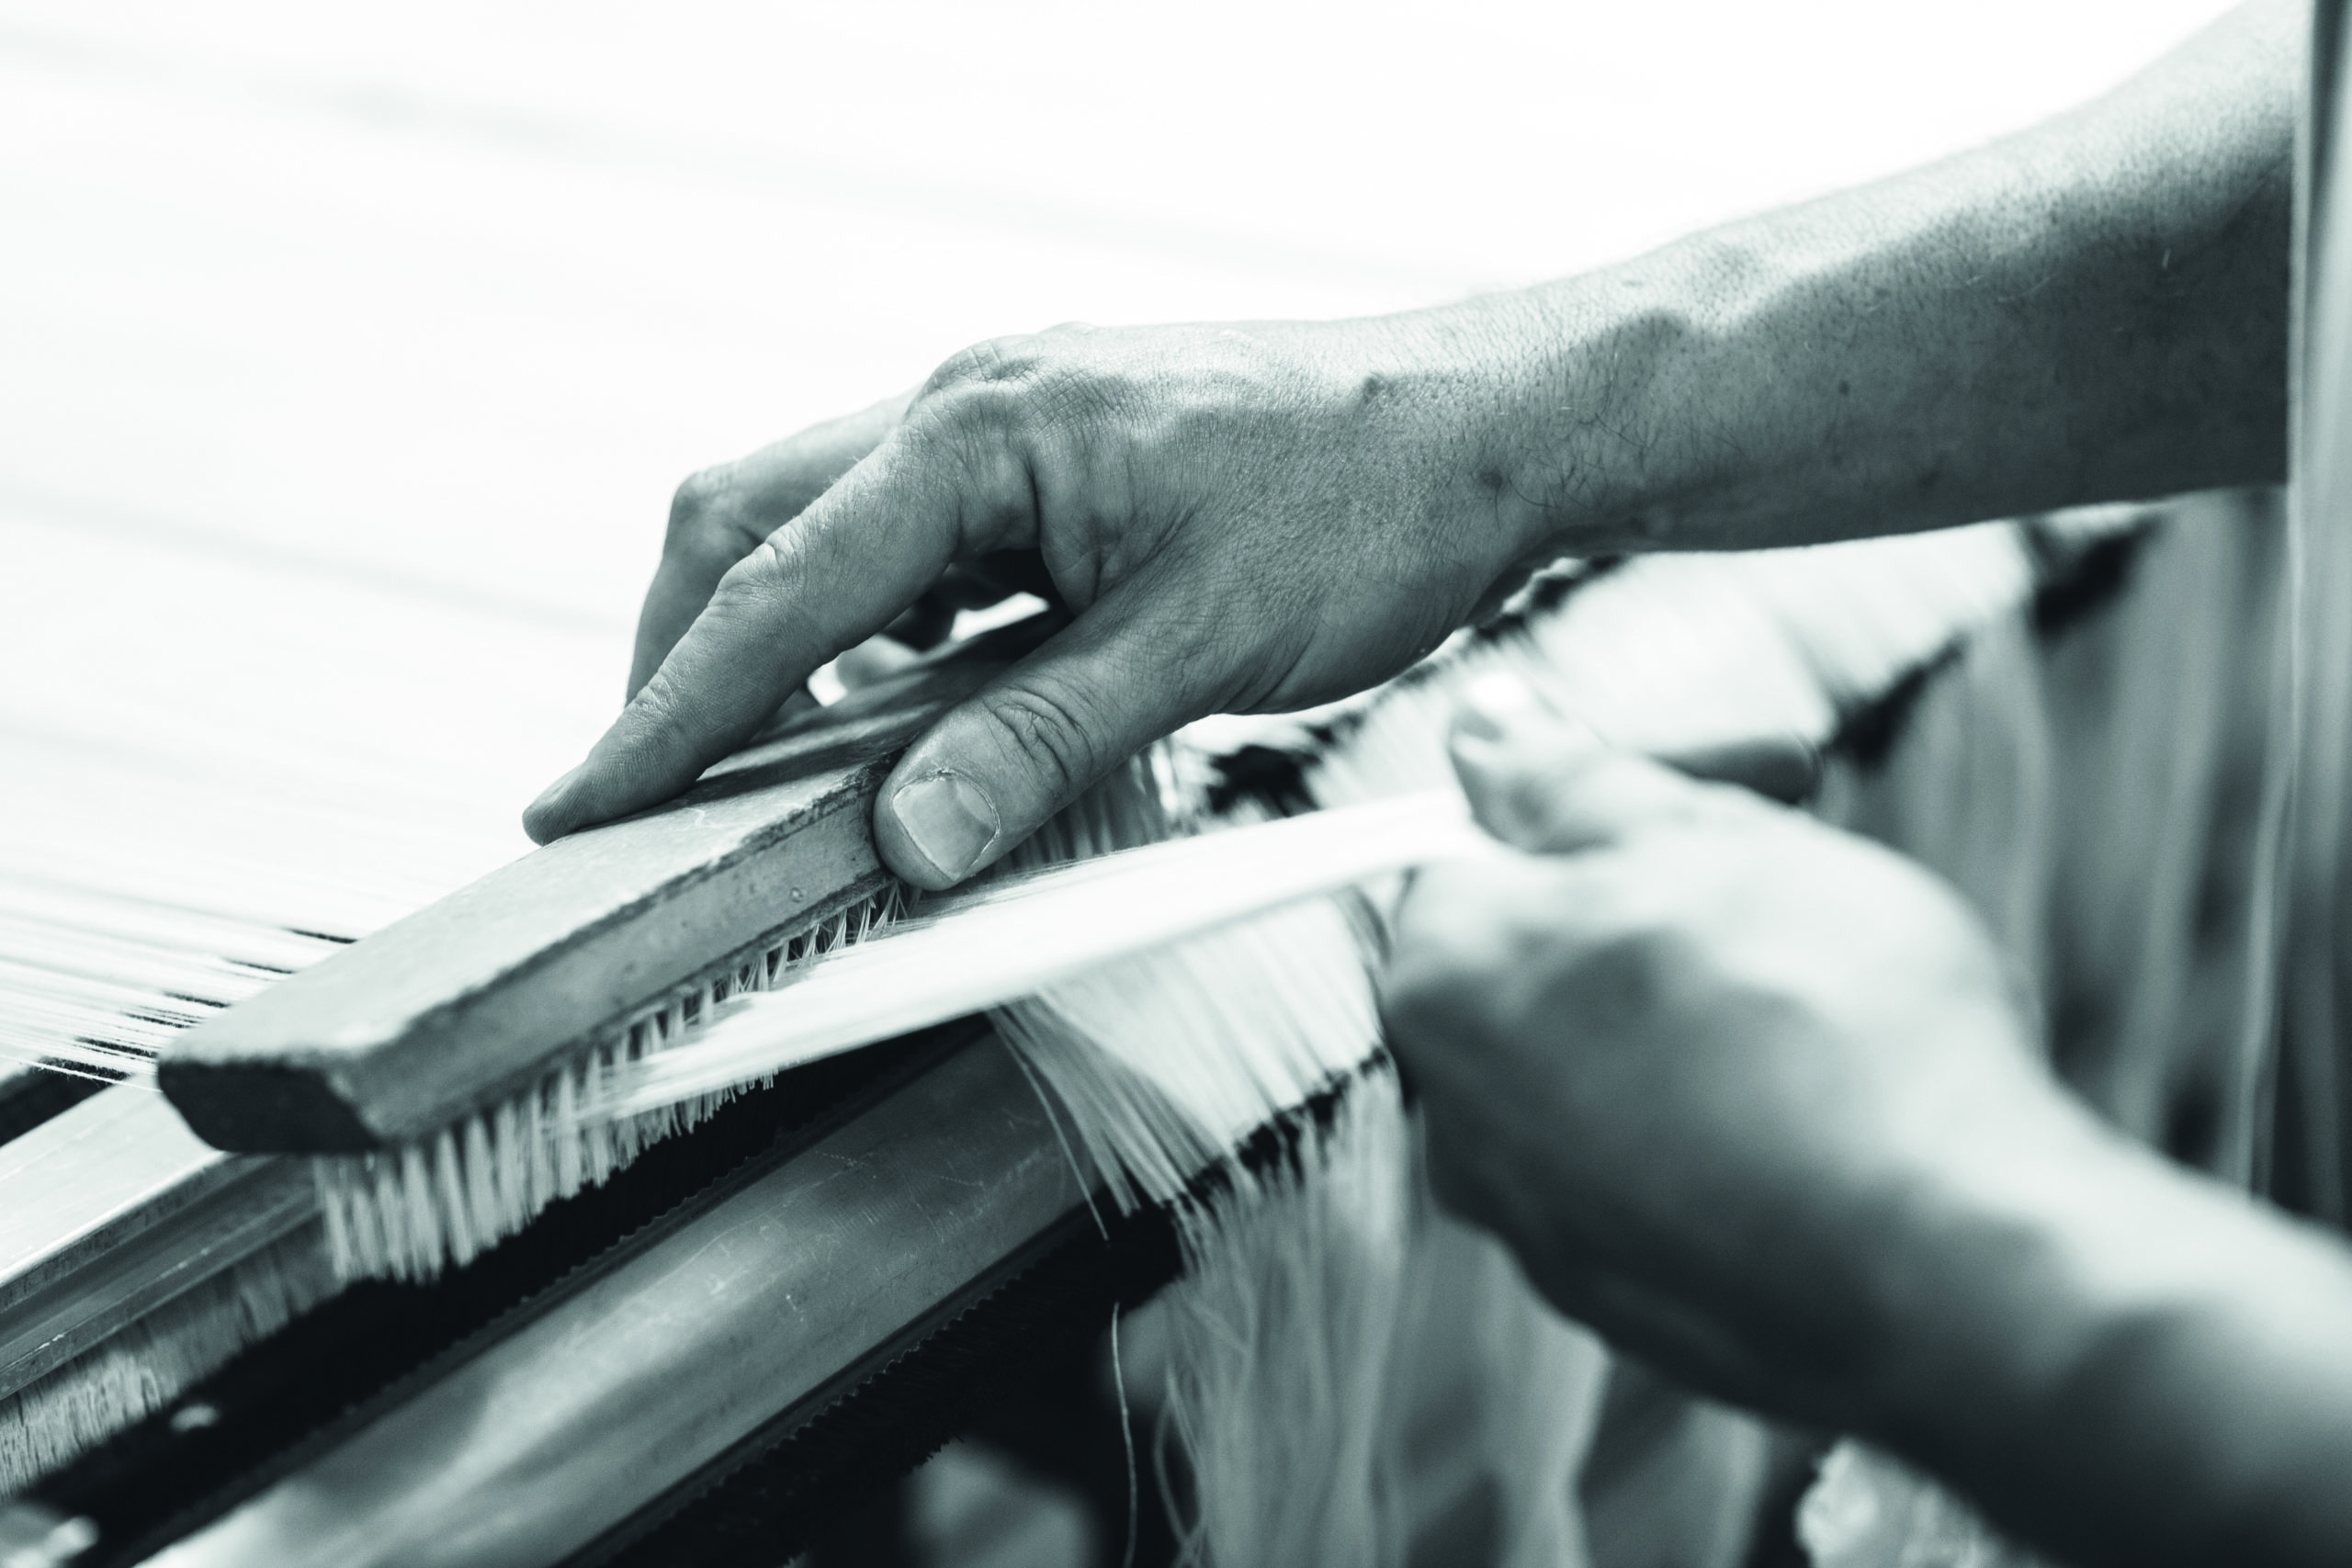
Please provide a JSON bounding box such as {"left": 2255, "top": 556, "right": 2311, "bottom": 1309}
{"left": 526, "top": 316, "right": 1563, "bottom": 885}
{"left": 1385, "top": 676, "right": 2352, "bottom": 1568}
{"left": 526, "top": 1, "right": 2291, "bottom": 885}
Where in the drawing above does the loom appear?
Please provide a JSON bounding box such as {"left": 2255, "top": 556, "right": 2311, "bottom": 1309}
{"left": 0, "top": 497, "right": 2281, "bottom": 1568}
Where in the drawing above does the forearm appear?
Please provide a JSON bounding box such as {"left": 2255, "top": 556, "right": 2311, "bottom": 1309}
{"left": 1860, "top": 1103, "right": 2352, "bottom": 1566}
{"left": 1426, "top": 0, "right": 2296, "bottom": 555}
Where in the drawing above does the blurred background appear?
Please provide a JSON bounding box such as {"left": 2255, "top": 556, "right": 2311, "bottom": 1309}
{"left": 0, "top": 5, "right": 2248, "bottom": 1562}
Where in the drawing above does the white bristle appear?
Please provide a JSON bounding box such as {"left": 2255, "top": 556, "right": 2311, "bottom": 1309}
{"left": 554, "top": 1065, "right": 583, "bottom": 1196}
{"left": 398, "top": 1145, "right": 435, "bottom": 1277}
{"left": 435, "top": 1127, "right": 478, "bottom": 1269}
{"left": 311, "top": 888, "right": 905, "bottom": 1282}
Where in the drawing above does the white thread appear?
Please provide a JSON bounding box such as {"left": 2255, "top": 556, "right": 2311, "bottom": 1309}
{"left": 1112, "top": 1302, "right": 1137, "bottom": 1568}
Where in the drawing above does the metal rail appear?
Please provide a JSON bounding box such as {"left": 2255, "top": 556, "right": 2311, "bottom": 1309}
{"left": 134, "top": 1032, "right": 1081, "bottom": 1568}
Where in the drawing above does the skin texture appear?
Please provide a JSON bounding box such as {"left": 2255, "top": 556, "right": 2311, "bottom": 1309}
{"left": 531, "top": 316, "right": 1555, "bottom": 881}
{"left": 526, "top": 1, "right": 2298, "bottom": 885}
{"left": 1392, "top": 680, "right": 2352, "bottom": 1568}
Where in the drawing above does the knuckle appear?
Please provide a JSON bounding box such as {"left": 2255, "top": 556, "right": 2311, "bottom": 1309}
{"left": 905, "top": 371, "right": 1033, "bottom": 473}
{"left": 710, "top": 535, "right": 808, "bottom": 615}
{"left": 1029, "top": 364, "right": 1124, "bottom": 434}
{"left": 922, "top": 335, "right": 1035, "bottom": 400}
{"left": 665, "top": 463, "right": 763, "bottom": 561}
{"left": 920, "top": 332, "right": 1122, "bottom": 440}
{"left": 894, "top": 407, "right": 1028, "bottom": 548}
{"left": 974, "top": 678, "right": 1105, "bottom": 801}
{"left": 619, "top": 674, "right": 695, "bottom": 761}
{"left": 696, "top": 534, "right": 851, "bottom": 672}
{"left": 665, "top": 464, "right": 729, "bottom": 536}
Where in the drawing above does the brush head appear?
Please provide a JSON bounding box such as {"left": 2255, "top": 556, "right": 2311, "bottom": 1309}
{"left": 157, "top": 616, "right": 1059, "bottom": 1154}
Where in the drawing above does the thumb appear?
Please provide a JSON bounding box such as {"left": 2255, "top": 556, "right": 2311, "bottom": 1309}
{"left": 875, "top": 575, "right": 1223, "bottom": 888}
{"left": 1447, "top": 671, "right": 1768, "bottom": 855}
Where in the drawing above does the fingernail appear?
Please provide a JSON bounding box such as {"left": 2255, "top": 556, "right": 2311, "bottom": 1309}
{"left": 524, "top": 765, "right": 585, "bottom": 840}
{"left": 891, "top": 770, "right": 1000, "bottom": 882}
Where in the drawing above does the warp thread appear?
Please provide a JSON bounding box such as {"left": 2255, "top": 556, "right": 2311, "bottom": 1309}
{"left": 993, "top": 764, "right": 1614, "bottom": 1566}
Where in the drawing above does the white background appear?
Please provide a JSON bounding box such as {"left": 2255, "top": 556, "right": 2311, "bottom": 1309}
{"left": 0, "top": 1, "right": 2240, "bottom": 921}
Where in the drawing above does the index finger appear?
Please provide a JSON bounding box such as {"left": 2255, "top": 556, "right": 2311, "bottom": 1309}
{"left": 629, "top": 391, "right": 912, "bottom": 698}
{"left": 525, "top": 423, "right": 1010, "bottom": 842}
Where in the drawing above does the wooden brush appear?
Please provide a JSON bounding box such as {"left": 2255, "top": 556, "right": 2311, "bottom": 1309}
{"left": 154, "top": 616, "right": 1059, "bottom": 1276}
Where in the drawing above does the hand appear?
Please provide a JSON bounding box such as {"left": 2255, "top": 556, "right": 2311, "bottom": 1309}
{"left": 1386, "top": 677, "right": 2352, "bottom": 1567}
{"left": 620, "top": 392, "right": 912, "bottom": 702}
{"left": 524, "top": 317, "right": 1556, "bottom": 886}
{"left": 1381, "top": 674, "right": 2067, "bottom": 1428}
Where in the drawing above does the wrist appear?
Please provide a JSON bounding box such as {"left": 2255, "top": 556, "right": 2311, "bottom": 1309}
{"left": 1851, "top": 1093, "right": 2158, "bottom": 1452}
{"left": 1854, "top": 1093, "right": 2352, "bottom": 1562}
{"left": 1332, "top": 297, "right": 1632, "bottom": 578}
{"left": 1398, "top": 258, "right": 1739, "bottom": 560}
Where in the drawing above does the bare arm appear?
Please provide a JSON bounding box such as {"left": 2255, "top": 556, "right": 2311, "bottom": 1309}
{"left": 1487, "top": 0, "right": 2295, "bottom": 552}
{"left": 526, "top": 1, "right": 2298, "bottom": 883}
